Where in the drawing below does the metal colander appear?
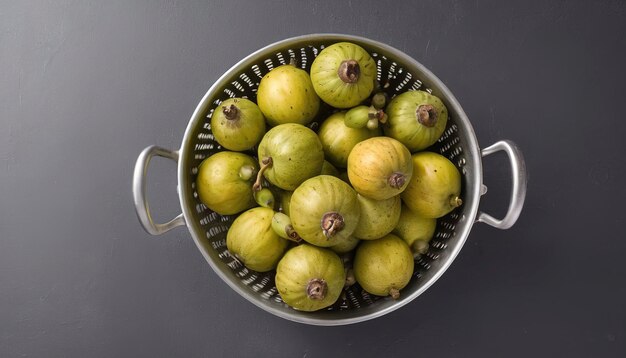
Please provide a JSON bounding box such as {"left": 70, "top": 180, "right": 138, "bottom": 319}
{"left": 133, "top": 34, "right": 527, "bottom": 326}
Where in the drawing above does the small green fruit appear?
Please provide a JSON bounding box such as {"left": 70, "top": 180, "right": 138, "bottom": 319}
{"left": 256, "top": 63, "right": 320, "bottom": 126}
{"left": 227, "top": 207, "right": 289, "bottom": 272}
{"left": 196, "top": 151, "right": 258, "bottom": 215}
{"left": 353, "top": 234, "right": 414, "bottom": 299}
{"left": 353, "top": 194, "right": 401, "bottom": 240}
{"left": 256, "top": 123, "right": 324, "bottom": 191}
{"left": 401, "top": 151, "right": 462, "bottom": 218}
{"left": 290, "top": 175, "right": 360, "bottom": 248}
{"left": 210, "top": 98, "right": 266, "bottom": 151}
{"left": 384, "top": 90, "right": 448, "bottom": 152}
{"left": 393, "top": 204, "right": 437, "bottom": 253}
{"left": 275, "top": 244, "right": 346, "bottom": 311}
{"left": 318, "top": 111, "right": 380, "bottom": 169}
{"left": 310, "top": 42, "right": 376, "bottom": 108}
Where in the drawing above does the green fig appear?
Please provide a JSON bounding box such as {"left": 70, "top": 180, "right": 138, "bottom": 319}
{"left": 253, "top": 187, "right": 275, "bottom": 209}
{"left": 289, "top": 175, "right": 360, "bottom": 248}
{"left": 384, "top": 90, "right": 448, "bottom": 152}
{"left": 271, "top": 211, "right": 301, "bottom": 243}
{"left": 317, "top": 111, "right": 380, "bottom": 169}
{"left": 256, "top": 63, "right": 320, "bottom": 127}
{"left": 196, "top": 151, "right": 258, "bottom": 215}
{"left": 275, "top": 244, "right": 346, "bottom": 311}
{"left": 393, "top": 203, "right": 437, "bottom": 254}
{"left": 344, "top": 105, "right": 385, "bottom": 129}
{"left": 227, "top": 207, "right": 289, "bottom": 272}
{"left": 255, "top": 123, "right": 324, "bottom": 191}
{"left": 371, "top": 92, "right": 388, "bottom": 110}
{"left": 353, "top": 234, "right": 414, "bottom": 299}
{"left": 329, "top": 235, "right": 360, "bottom": 254}
{"left": 310, "top": 42, "right": 376, "bottom": 108}
{"left": 277, "top": 189, "right": 293, "bottom": 216}
{"left": 320, "top": 160, "right": 340, "bottom": 177}
{"left": 353, "top": 194, "right": 401, "bottom": 240}
{"left": 401, "top": 151, "right": 462, "bottom": 218}
{"left": 210, "top": 98, "right": 266, "bottom": 151}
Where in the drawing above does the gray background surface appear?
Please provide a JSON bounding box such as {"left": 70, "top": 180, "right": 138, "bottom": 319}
{"left": 2, "top": 1, "right": 625, "bottom": 357}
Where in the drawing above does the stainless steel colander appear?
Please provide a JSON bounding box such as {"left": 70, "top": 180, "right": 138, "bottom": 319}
{"left": 132, "top": 34, "right": 527, "bottom": 325}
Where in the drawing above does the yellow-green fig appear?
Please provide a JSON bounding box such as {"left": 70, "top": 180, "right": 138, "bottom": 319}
{"left": 318, "top": 111, "right": 380, "bottom": 168}
{"left": 290, "top": 175, "right": 360, "bottom": 248}
{"left": 384, "top": 90, "right": 448, "bottom": 152}
{"left": 196, "top": 151, "right": 258, "bottom": 215}
{"left": 393, "top": 204, "right": 437, "bottom": 255}
{"left": 255, "top": 123, "right": 324, "bottom": 191}
{"left": 310, "top": 42, "right": 376, "bottom": 108}
{"left": 256, "top": 63, "right": 320, "bottom": 127}
{"left": 227, "top": 207, "right": 289, "bottom": 272}
{"left": 353, "top": 194, "right": 401, "bottom": 240}
{"left": 275, "top": 244, "right": 346, "bottom": 311}
{"left": 401, "top": 151, "right": 462, "bottom": 218}
{"left": 353, "top": 234, "right": 414, "bottom": 299}
{"left": 210, "top": 98, "right": 266, "bottom": 151}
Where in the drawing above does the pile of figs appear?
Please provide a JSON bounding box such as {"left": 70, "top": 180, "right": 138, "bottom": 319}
{"left": 196, "top": 42, "right": 462, "bottom": 312}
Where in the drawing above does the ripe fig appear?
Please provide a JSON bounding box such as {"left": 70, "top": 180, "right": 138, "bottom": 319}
{"left": 210, "top": 98, "right": 266, "bottom": 151}
{"left": 347, "top": 136, "right": 413, "bottom": 200}
{"left": 256, "top": 123, "right": 324, "bottom": 191}
{"left": 317, "top": 111, "right": 380, "bottom": 169}
{"left": 275, "top": 244, "right": 346, "bottom": 311}
{"left": 353, "top": 234, "right": 414, "bottom": 299}
{"left": 384, "top": 90, "right": 448, "bottom": 152}
{"left": 289, "top": 175, "right": 360, "bottom": 248}
{"left": 329, "top": 235, "right": 360, "bottom": 254}
{"left": 271, "top": 212, "right": 302, "bottom": 243}
{"left": 196, "top": 151, "right": 258, "bottom": 215}
{"left": 227, "top": 207, "right": 289, "bottom": 272}
{"left": 320, "top": 160, "right": 340, "bottom": 177}
{"left": 401, "top": 151, "right": 462, "bottom": 218}
{"left": 256, "top": 63, "right": 320, "bottom": 127}
{"left": 310, "top": 42, "right": 376, "bottom": 108}
{"left": 393, "top": 204, "right": 437, "bottom": 255}
{"left": 353, "top": 194, "right": 401, "bottom": 240}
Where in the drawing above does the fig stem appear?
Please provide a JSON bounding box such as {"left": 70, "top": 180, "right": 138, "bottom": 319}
{"left": 389, "top": 288, "right": 401, "bottom": 300}
{"left": 388, "top": 172, "right": 406, "bottom": 189}
{"left": 321, "top": 212, "right": 345, "bottom": 238}
{"left": 253, "top": 157, "right": 273, "bottom": 191}
{"left": 222, "top": 104, "right": 240, "bottom": 121}
{"left": 285, "top": 225, "right": 303, "bottom": 243}
{"left": 416, "top": 104, "right": 438, "bottom": 127}
{"left": 450, "top": 196, "right": 463, "bottom": 208}
{"left": 306, "top": 278, "right": 327, "bottom": 300}
{"left": 338, "top": 59, "right": 360, "bottom": 84}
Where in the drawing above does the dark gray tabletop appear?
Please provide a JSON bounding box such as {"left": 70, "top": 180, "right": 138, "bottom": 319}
{"left": 2, "top": 1, "right": 625, "bottom": 357}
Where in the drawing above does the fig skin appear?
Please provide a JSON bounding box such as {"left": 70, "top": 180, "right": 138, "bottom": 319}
{"left": 393, "top": 203, "right": 437, "bottom": 253}
{"left": 320, "top": 160, "right": 340, "bottom": 177}
{"left": 275, "top": 244, "right": 346, "bottom": 312}
{"left": 401, "top": 151, "right": 462, "bottom": 218}
{"left": 347, "top": 136, "right": 413, "bottom": 200}
{"left": 318, "top": 111, "right": 381, "bottom": 168}
{"left": 353, "top": 194, "right": 401, "bottom": 240}
{"left": 256, "top": 63, "right": 320, "bottom": 127}
{"left": 289, "top": 175, "right": 360, "bottom": 248}
{"left": 353, "top": 234, "right": 414, "bottom": 299}
{"left": 329, "top": 235, "right": 360, "bottom": 254}
{"left": 384, "top": 90, "right": 448, "bottom": 152}
{"left": 196, "top": 151, "right": 258, "bottom": 215}
{"left": 227, "top": 207, "right": 289, "bottom": 272}
{"left": 257, "top": 123, "right": 324, "bottom": 191}
{"left": 210, "top": 98, "right": 266, "bottom": 151}
{"left": 310, "top": 42, "right": 376, "bottom": 108}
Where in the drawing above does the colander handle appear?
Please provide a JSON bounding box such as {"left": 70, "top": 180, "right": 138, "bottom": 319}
{"left": 477, "top": 140, "right": 527, "bottom": 229}
{"left": 133, "top": 145, "right": 186, "bottom": 235}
